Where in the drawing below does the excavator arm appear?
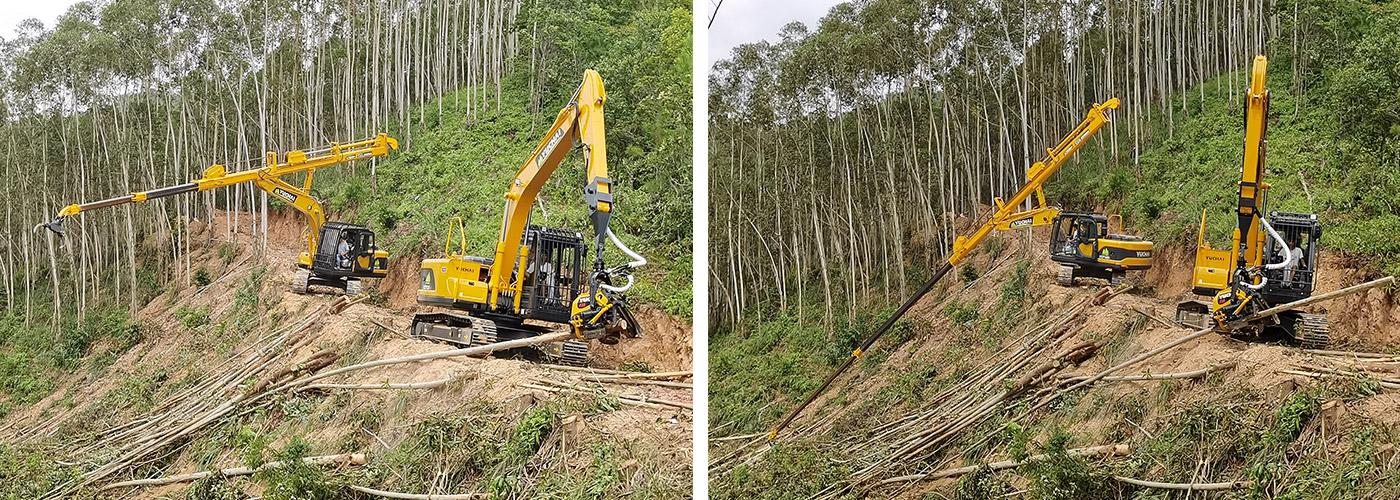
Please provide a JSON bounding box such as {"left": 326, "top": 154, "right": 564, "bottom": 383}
{"left": 38, "top": 134, "right": 398, "bottom": 242}
{"left": 489, "top": 70, "right": 615, "bottom": 305}
{"left": 766, "top": 98, "right": 1120, "bottom": 441}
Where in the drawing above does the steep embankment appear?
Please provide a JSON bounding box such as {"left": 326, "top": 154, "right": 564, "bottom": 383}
{"left": 711, "top": 221, "right": 1400, "bottom": 499}
{"left": 0, "top": 209, "right": 692, "bottom": 499}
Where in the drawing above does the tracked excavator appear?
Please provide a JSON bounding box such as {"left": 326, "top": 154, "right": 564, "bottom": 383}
{"left": 1174, "top": 56, "right": 1328, "bottom": 348}
{"left": 766, "top": 98, "right": 1123, "bottom": 441}
{"left": 38, "top": 134, "right": 399, "bottom": 295}
{"left": 411, "top": 70, "right": 645, "bottom": 366}
{"left": 991, "top": 183, "right": 1153, "bottom": 286}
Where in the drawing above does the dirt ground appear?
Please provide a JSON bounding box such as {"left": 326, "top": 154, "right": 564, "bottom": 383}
{"left": 0, "top": 207, "right": 693, "bottom": 497}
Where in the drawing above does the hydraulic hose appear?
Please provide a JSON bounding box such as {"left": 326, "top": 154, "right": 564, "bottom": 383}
{"left": 1244, "top": 219, "right": 1294, "bottom": 290}
{"left": 599, "top": 228, "right": 646, "bottom": 293}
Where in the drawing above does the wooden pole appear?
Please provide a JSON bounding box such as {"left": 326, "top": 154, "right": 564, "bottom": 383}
{"left": 1239, "top": 276, "right": 1394, "bottom": 325}
{"left": 349, "top": 485, "right": 490, "bottom": 499}
{"left": 1114, "top": 476, "right": 1253, "bottom": 490}
{"left": 100, "top": 453, "right": 366, "bottom": 490}
{"left": 272, "top": 331, "right": 578, "bottom": 391}
{"left": 877, "top": 444, "right": 1132, "bottom": 485}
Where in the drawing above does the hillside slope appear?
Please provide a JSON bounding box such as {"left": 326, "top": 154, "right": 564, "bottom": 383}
{"left": 0, "top": 210, "right": 693, "bottom": 499}
{"left": 711, "top": 226, "right": 1400, "bottom": 499}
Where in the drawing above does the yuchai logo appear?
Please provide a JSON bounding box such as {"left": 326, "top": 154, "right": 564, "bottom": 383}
{"left": 1136, "top": 251, "right": 1151, "bottom": 258}
{"left": 274, "top": 188, "right": 297, "bottom": 204}
{"left": 1009, "top": 218, "right": 1032, "bottom": 228}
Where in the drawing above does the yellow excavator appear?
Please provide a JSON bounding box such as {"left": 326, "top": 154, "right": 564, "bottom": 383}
{"left": 1174, "top": 56, "right": 1327, "bottom": 348}
{"left": 991, "top": 184, "right": 1153, "bottom": 286}
{"left": 411, "top": 70, "right": 644, "bottom": 366}
{"left": 38, "top": 134, "right": 399, "bottom": 295}
{"left": 767, "top": 98, "right": 1123, "bottom": 441}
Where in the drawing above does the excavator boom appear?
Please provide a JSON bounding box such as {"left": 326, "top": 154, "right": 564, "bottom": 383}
{"left": 40, "top": 133, "right": 398, "bottom": 239}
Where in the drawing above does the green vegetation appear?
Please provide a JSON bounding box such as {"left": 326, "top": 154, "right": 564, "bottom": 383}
{"left": 1045, "top": 2, "right": 1400, "bottom": 276}
{"left": 0, "top": 307, "right": 142, "bottom": 412}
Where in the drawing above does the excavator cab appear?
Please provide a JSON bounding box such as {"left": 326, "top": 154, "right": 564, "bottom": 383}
{"left": 516, "top": 226, "right": 586, "bottom": 323}
{"left": 1048, "top": 212, "right": 1153, "bottom": 286}
{"left": 1259, "top": 211, "right": 1321, "bottom": 303}
{"left": 294, "top": 222, "right": 388, "bottom": 295}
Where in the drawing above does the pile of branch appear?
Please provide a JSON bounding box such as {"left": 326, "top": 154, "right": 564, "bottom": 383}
{"left": 522, "top": 377, "right": 693, "bottom": 410}
{"left": 710, "top": 296, "right": 1103, "bottom": 494}
{"left": 32, "top": 302, "right": 582, "bottom": 497}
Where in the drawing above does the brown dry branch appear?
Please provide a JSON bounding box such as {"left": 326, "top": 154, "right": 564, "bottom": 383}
{"left": 349, "top": 485, "right": 491, "bottom": 499}
{"left": 579, "top": 370, "right": 692, "bottom": 380}
{"left": 875, "top": 444, "right": 1131, "bottom": 486}
{"left": 1113, "top": 476, "right": 1254, "bottom": 490}
{"left": 99, "top": 453, "right": 366, "bottom": 490}
{"left": 579, "top": 378, "right": 693, "bottom": 389}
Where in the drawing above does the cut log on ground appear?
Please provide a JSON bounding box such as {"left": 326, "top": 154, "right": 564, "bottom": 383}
{"left": 1113, "top": 476, "right": 1253, "bottom": 490}
{"left": 272, "top": 331, "right": 579, "bottom": 392}
{"left": 100, "top": 453, "right": 367, "bottom": 490}
{"left": 578, "top": 378, "right": 693, "bottom": 389}
{"left": 580, "top": 370, "right": 692, "bottom": 380}
{"left": 876, "top": 444, "right": 1132, "bottom": 486}
{"left": 1058, "top": 361, "right": 1236, "bottom": 383}
{"left": 302, "top": 376, "right": 460, "bottom": 391}
{"left": 349, "top": 485, "right": 490, "bottom": 499}
{"left": 1238, "top": 276, "right": 1394, "bottom": 325}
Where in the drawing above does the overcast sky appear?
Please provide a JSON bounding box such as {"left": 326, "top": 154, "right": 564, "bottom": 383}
{"left": 707, "top": 0, "right": 845, "bottom": 69}
{"left": 0, "top": 0, "right": 81, "bottom": 41}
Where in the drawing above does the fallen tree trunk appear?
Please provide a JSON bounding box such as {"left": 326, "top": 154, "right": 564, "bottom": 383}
{"left": 302, "top": 376, "right": 458, "bottom": 391}
{"left": 273, "top": 331, "right": 578, "bottom": 392}
{"left": 535, "top": 379, "right": 694, "bottom": 410}
{"left": 581, "top": 370, "right": 692, "bottom": 380}
{"left": 1279, "top": 369, "right": 1400, "bottom": 390}
{"left": 876, "top": 444, "right": 1132, "bottom": 486}
{"left": 1058, "top": 361, "right": 1236, "bottom": 383}
{"left": 349, "top": 485, "right": 490, "bottom": 499}
{"left": 1113, "top": 476, "right": 1253, "bottom": 491}
{"left": 100, "top": 453, "right": 366, "bottom": 490}
{"left": 578, "top": 378, "right": 693, "bottom": 389}
{"left": 1239, "top": 276, "right": 1394, "bottom": 325}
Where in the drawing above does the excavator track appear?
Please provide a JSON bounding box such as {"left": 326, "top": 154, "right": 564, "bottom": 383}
{"left": 540, "top": 339, "right": 590, "bottom": 367}
{"left": 410, "top": 312, "right": 587, "bottom": 366}
{"left": 291, "top": 269, "right": 310, "bottom": 294}
{"left": 1056, "top": 265, "right": 1075, "bottom": 287}
{"left": 1293, "top": 314, "right": 1330, "bottom": 349}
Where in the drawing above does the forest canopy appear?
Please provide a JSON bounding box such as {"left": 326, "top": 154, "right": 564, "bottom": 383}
{"left": 0, "top": 0, "right": 694, "bottom": 326}
{"left": 708, "top": 0, "right": 1400, "bottom": 329}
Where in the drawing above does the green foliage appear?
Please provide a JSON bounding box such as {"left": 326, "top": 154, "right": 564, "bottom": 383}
{"left": 718, "top": 441, "right": 850, "bottom": 499}
{"left": 0, "top": 307, "right": 143, "bottom": 406}
{"left": 176, "top": 305, "right": 211, "bottom": 329}
{"left": 0, "top": 444, "right": 80, "bottom": 498}
{"left": 960, "top": 264, "right": 979, "bottom": 283}
{"left": 1018, "top": 430, "right": 1107, "bottom": 500}
{"left": 944, "top": 300, "right": 978, "bottom": 326}
{"left": 193, "top": 267, "right": 213, "bottom": 287}
{"left": 257, "top": 437, "right": 336, "bottom": 500}
{"left": 954, "top": 466, "right": 1014, "bottom": 500}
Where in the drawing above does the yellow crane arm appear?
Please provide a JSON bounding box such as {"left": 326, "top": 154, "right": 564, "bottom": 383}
{"left": 38, "top": 133, "right": 399, "bottom": 244}
{"left": 1233, "top": 55, "right": 1270, "bottom": 270}
{"left": 765, "top": 98, "right": 1120, "bottom": 441}
{"left": 488, "top": 69, "right": 613, "bottom": 305}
